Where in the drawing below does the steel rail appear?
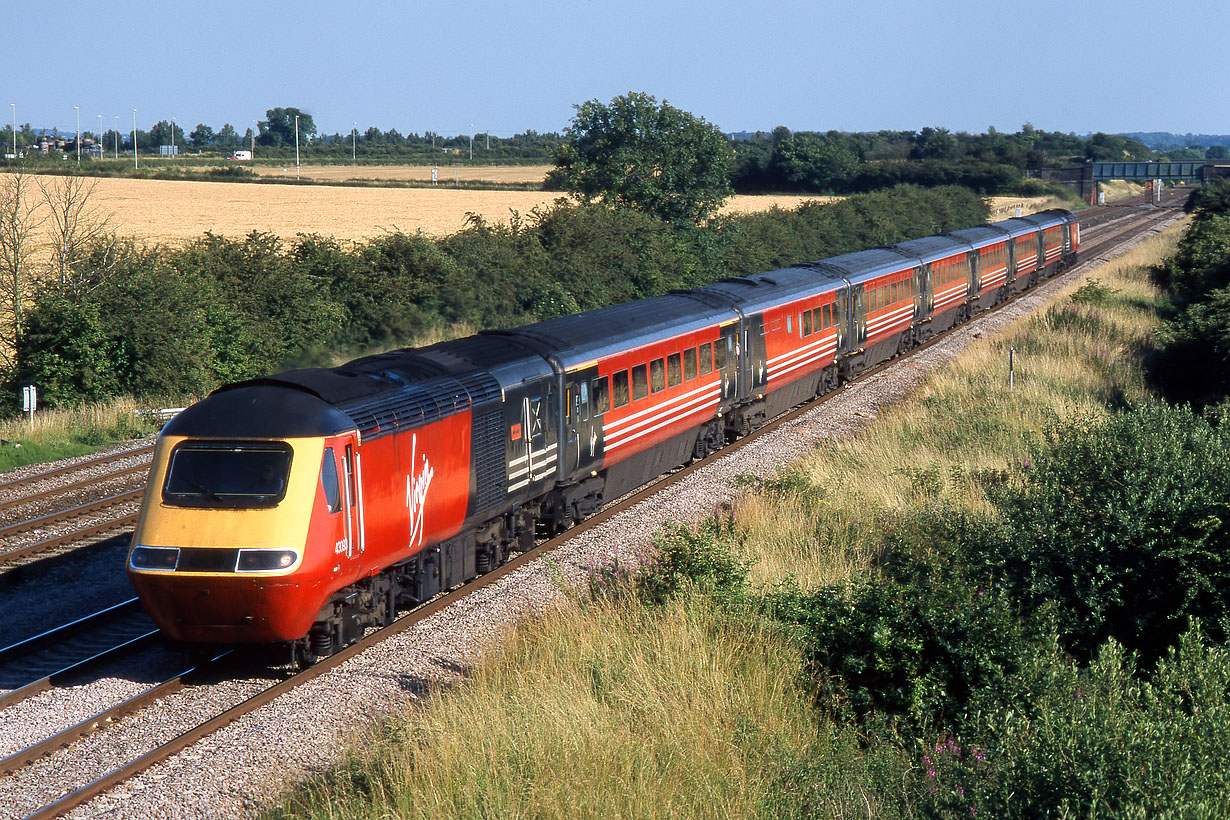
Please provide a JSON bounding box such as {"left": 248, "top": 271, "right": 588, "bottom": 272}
{"left": 0, "top": 445, "right": 154, "bottom": 495}
{"left": 0, "top": 463, "right": 149, "bottom": 516}
{"left": 0, "top": 598, "right": 143, "bottom": 666}
{"left": 0, "top": 630, "right": 162, "bottom": 712}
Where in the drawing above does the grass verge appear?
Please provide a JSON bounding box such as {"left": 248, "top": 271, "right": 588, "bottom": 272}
{"left": 0, "top": 396, "right": 163, "bottom": 473}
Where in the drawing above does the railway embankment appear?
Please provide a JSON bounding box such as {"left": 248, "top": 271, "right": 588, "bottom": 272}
{"left": 259, "top": 218, "right": 1230, "bottom": 817}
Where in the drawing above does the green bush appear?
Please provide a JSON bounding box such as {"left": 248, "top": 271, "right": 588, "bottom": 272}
{"left": 763, "top": 546, "right": 1035, "bottom": 738}
{"left": 919, "top": 626, "right": 1230, "bottom": 820}
{"left": 987, "top": 404, "right": 1230, "bottom": 665}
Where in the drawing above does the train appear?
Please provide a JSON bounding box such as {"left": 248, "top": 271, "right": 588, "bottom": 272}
{"left": 127, "top": 208, "right": 1079, "bottom": 664}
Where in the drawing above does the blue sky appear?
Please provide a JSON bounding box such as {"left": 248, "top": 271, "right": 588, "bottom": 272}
{"left": 5, "top": 0, "right": 1228, "bottom": 139}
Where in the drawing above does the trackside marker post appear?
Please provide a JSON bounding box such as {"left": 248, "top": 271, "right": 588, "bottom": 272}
{"left": 1009, "top": 347, "right": 1015, "bottom": 391}
{"left": 21, "top": 385, "right": 36, "bottom": 430}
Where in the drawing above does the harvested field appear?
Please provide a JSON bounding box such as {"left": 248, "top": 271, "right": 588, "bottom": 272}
{"left": 253, "top": 164, "right": 555, "bottom": 184}
{"left": 3, "top": 172, "right": 819, "bottom": 245}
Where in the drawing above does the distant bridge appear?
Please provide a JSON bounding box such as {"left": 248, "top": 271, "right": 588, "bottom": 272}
{"left": 1044, "top": 160, "right": 1230, "bottom": 203}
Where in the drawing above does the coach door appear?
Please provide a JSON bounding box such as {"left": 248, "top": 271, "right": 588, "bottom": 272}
{"left": 341, "top": 437, "right": 364, "bottom": 560}
{"left": 563, "top": 367, "right": 604, "bottom": 479}
{"left": 718, "top": 322, "right": 739, "bottom": 402}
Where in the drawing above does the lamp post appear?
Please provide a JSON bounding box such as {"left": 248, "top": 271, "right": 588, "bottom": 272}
{"left": 294, "top": 114, "right": 300, "bottom": 180}
{"left": 132, "top": 109, "right": 138, "bottom": 170}
{"left": 74, "top": 106, "right": 80, "bottom": 165}
{"left": 469, "top": 123, "right": 474, "bottom": 160}
{"left": 252, "top": 120, "right": 257, "bottom": 159}
{"left": 170, "top": 117, "right": 175, "bottom": 157}
{"left": 97, "top": 114, "right": 102, "bottom": 160}
{"left": 9, "top": 104, "right": 14, "bottom": 158}
{"left": 352, "top": 121, "right": 356, "bottom": 162}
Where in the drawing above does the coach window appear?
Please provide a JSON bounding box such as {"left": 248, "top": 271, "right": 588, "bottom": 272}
{"left": 803, "top": 309, "right": 813, "bottom": 336}
{"left": 811, "top": 307, "right": 822, "bottom": 331}
{"left": 612, "top": 370, "right": 630, "bottom": 408}
{"left": 683, "top": 347, "right": 697, "bottom": 380}
{"left": 699, "top": 343, "right": 713, "bottom": 375}
{"left": 591, "top": 376, "right": 610, "bottom": 415}
{"left": 632, "top": 364, "right": 649, "bottom": 401}
{"left": 714, "top": 339, "right": 727, "bottom": 371}
{"left": 667, "top": 353, "right": 682, "bottom": 387}
{"left": 786, "top": 314, "right": 791, "bottom": 334}
{"left": 650, "top": 358, "right": 666, "bottom": 393}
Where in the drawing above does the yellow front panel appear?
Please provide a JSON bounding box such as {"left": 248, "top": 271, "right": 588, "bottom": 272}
{"left": 133, "top": 434, "right": 322, "bottom": 550}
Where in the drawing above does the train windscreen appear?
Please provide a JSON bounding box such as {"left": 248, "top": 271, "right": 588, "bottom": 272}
{"left": 162, "top": 441, "right": 293, "bottom": 508}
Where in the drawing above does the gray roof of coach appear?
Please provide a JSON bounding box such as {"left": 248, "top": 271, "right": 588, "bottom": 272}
{"left": 890, "top": 234, "right": 970, "bottom": 264}
{"left": 810, "top": 247, "right": 915, "bottom": 284}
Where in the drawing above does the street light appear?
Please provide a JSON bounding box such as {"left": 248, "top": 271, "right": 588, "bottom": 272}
{"left": 74, "top": 106, "right": 80, "bottom": 165}
{"left": 133, "top": 109, "right": 138, "bottom": 170}
{"left": 294, "top": 114, "right": 300, "bottom": 180}
{"left": 469, "top": 122, "right": 474, "bottom": 160}
{"left": 352, "top": 121, "right": 356, "bottom": 162}
{"left": 97, "top": 114, "right": 102, "bottom": 160}
{"left": 171, "top": 117, "right": 175, "bottom": 157}
{"left": 9, "top": 104, "right": 14, "bottom": 158}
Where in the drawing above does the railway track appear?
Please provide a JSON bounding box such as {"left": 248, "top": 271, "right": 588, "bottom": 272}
{"left": 0, "top": 444, "right": 153, "bottom": 568}
{"left": 0, "top": 198, "right": 1186, "bottom": 820}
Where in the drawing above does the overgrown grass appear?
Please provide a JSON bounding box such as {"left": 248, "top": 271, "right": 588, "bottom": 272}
{"left": 270, "top": 593, "right": 830, "bottom": 820}
{"left": 0, "top": 396, "right": 163, "bottom": 472}
{"left": 265, "top": 225, "right": 1187, "bottom": 819}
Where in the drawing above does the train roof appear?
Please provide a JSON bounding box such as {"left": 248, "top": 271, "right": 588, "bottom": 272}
{"left": 945, "top": 225, "right": 1011, "bottom": 247}
{"left": 808, "top": 247, "right": 916, "bottom": 285}
{"left": 1017, "top": 209, "right": 1074, "bottom": 229}
{"left": 696, "top": 266, "right": 847, "bottom": 313}
{"left": 163, "top": 385, "right": 356, "bottom": 438}
{"left": 494, "top": 292, "right": 734, "bottom": 370}
{"left": 889, "top": 235, "right": 971, "bottom": 265}
{"left": 988, "top": 217, "right": 1044, "bottom": 238}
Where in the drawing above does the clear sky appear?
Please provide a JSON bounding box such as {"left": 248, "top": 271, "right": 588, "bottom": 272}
{"left": 5, "top": 0, "right": 1228, "bottom": 139}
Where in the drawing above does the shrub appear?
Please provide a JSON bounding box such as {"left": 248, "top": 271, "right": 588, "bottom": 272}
{"left": 919, "top": 626, "right": 1230, "bottom": 820}
{"left": 987, "top": 404, "right": 1230, "bottom": 665}
{"left": 762, "top": 545, "right": 1036, "bottom": 738}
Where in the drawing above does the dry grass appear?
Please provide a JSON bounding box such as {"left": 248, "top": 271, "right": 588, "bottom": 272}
{"left": 271, "top": 595, "right": 816, "bottom": 820}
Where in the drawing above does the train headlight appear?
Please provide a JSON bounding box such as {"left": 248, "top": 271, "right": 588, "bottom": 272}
{"left": 130, "top": 546, "right": 180, "bottom": 571}
{"left": 235, "top": 548, "right": 299, "bottom": 572}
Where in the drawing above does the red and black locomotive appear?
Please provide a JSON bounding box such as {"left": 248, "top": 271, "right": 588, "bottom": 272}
{"left": 128, "top": 209, "right": 1078, "bottom": 663}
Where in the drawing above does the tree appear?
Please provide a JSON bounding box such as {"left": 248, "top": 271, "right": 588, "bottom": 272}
{"left": 768, "top": 132, "right": 860, "bottom": 192}
{"left": 218, "top": 124, "right": 240, "bottom": 149}
{"left": 189, "top": 123, "right": 215, "bottom": 147}
{"left": 37, "top": 175, "right": 116, "bottom": 294}
{"left": 0, "top": 171, "right": 41, "bottom": 375}
{"left": 260, "top": 107, "right": 317, "bottom": 148}
{"left": 147, "top": 120, "right": 186, "bottom": 150}
{"left": 551, "top": 92, "right": 733, "bottom": 223}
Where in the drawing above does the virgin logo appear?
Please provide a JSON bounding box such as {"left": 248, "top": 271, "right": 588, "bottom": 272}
{"left": 405, "top": 433, "right": 435, "bottom": 549}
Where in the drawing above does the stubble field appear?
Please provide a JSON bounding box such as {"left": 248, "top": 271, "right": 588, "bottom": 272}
{"left": 6, "top": 169, "right": 820, "bottom": 246}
